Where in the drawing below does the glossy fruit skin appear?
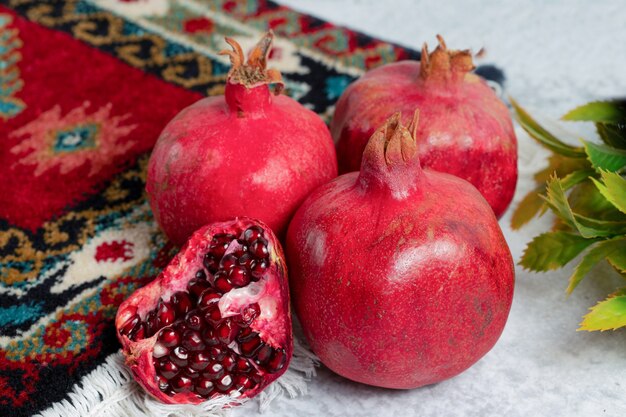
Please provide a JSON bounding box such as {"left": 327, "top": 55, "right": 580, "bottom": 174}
{"left": 287, "top": 113, "right": 514, "bottom": 389}
{"left": 115, "top": 218, "right": 292, "bottom": 404}
{"left": 331, "top": 40, "right": 517, "bottom": 218}
{"left": 147, "top": 34, "right": 337, "bottom": 245}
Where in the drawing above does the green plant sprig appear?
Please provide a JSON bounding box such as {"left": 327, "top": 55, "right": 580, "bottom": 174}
{"left": 510, "top": 98, "right": 626, "bottom": 331}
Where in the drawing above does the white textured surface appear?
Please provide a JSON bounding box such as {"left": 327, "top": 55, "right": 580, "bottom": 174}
{"left": 232, "top": 1, "right": 626, "bottom": 416}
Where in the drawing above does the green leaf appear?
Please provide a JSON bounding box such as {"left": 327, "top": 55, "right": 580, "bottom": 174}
{"left": 567, "top": 237, "right": 626, "bottom": 293}
{"left": 569, "top": 180, "right": 625, "bottom": 221}
{"left": 579, "top": 288, "right": 626, "bottom": 331}
{"left": 596, "top": 122, "right": 626, "bottom": 149}
{"left": 582, "top": 140, "right": 626, "bottom": 171}
{"left": 511, "top": 186, "right": 546, "bottom": 230}
{"left": 591, "top": 171, "right": 626, "bottom": 214}
{"left": 544, "top": 176, "right": 626, "bottom": 237}
{"left": 562, "top": 100, "right": 626, "bottom": 123}
{"left": 607, "top": 251, "right": 626, "bottom": 273}
{"left": 533, "top": 155, "right": 591, "bottom": 184}
{"left": 520, "top": 232, "right": 599, "bottom": 271}
{"left": 560, "top": 169, "right": 595, "bottom": 190}
{"left": 510, "top": 98, "right": 586, "bottom": 158}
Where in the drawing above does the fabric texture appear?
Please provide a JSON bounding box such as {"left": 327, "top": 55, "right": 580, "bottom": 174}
{"left": 0, "top": 1, "right": 506, "bottom": 416}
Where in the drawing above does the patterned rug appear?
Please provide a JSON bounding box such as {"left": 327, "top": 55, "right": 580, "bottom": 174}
{"left": 0, "top": 1, "right": 503, "bottom": 416}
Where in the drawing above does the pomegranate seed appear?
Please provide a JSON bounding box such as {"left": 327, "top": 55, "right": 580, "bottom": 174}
{"left": 181, "top": 330, "right": 205, "bottom": 351}
{"left": 195, "top": 269, "right": 207, "bottom": 280}
{"left": 209, "top": 233, "right": 235, "bottom": 258}
{"left": 188, "top": 279, "right": 211, "bottom": 298}
{"left": 237, "top": 328, "right": 257, "bottom": 343}
{"left": 266, "top": 348, "right": 287, "bottom": 373}
{"left": 189, "top": 351, "right": 210, "bottom": 371}
{"left": 158, "top": 359, "right": 179, "bottom": 379}
{"left": 250, "top": 259, "right": 268, "bottom": 280}
{"left": 242, "top": 225, "right": 264, "bottom": 243}
{"left": 145, "top": 311, "right": 159, "bottom": 337}
{"left": 170, "top": 346, "right": 189, "bottom": 367}
{"left": 220, "top": 254, "right": 238, "bottom": 270}
{"left": 185, "top": 311, "right": 204, "bottom": 331}
{"left": 237, "top": 254, "right": 256, "bottom": 270}
{"left": 203, "top": 362, "right": 224, "bottom": 380}
{"left": 158, "top": 328, "right": 181, "bottom": 348}
{"left": 255, "top": 344, "right": 272, "bottom": 366}
{"left": 237, "top": 303, "right": 260, "bottom": 327}
{"left": 198, "top": 289, "right": 220, "bottom": 309}
{"left": 201, "top": 327, "right": 220, "bottom": 346}
{"left": 157, "top": 300, "right": 175, "bottom": 327}
{"left": 228, "top": 266, "right": 250, "bottom": 287}
{"left": 171, "top": 292, "right": 193, "bottom": 317}
{"left": 170, "top": 375, "right": 192, "bottom": 393}
{"left": 214, "top": 275, "right": 233, "bottom": 293}
{"left": 153, "top": 342, "right": 169, "bottom": 359}
{"left": 119, "top": 314, "right": 139, "bottom": 336}
{"left": 203, "top": 304, "right": 222, "bottom": 325}
{"left": 222, "top": 354, "right": 236, "bottom": 372}
{"left": 208, "top": 346, "right": 226, "bottom": 361}
{"left": 157, "top": 375, "right": 170, "bottom": 392}
{"left": 236, "top": 357, "right": 252, "bottom": 372}
{"left": 240, "top": 335, "right": 262, "bottom": 357}
{"left": 250, "top": 237, "right": 269, "bottom": 258}
{"left": 128, "top": 322, "right": 145, "bottom": 341}
{"left": 234, "top": 374, "right": 254, "bottom": 389}
{"left": 216, "top": 374, "right": 233, "bottom": 392}
{"left": 203, "top": 254, "right": 219, "bottom": 273}
{"left": 195, "top": 377, "right": 214, "bottom": 396}
{"left": 233, "top": 239, "right": 248, "bottom": 257}
{"left": 216, "top": 321, "right": 239, "bottom": 344}
{"left": 184, "top": 366, "right": 200, "bottom": 379}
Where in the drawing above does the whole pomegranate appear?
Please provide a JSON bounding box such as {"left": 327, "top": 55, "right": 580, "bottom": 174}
{"left": 287, "top": 112, "right": 514, "bottom": 389}
{"left": 147, "top": 32, "right": 337, "bottom": 245}
{"left": 116, "top": 218, "right": 291, "bottom": 404}
{"left": 331, "top": 35, "right": 517, "bottom": 217}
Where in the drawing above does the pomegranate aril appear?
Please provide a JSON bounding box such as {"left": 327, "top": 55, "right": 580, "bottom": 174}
{"left": 171, "top": 292, "right": 193, "bottom": 317}
{"left": 203, "top": 362, "right": 225, "bottom": 380}
{"left": 209, "top": 233, "right": 235, "bottom": 258}
{"left": 153, "top": 342, "right": 169, "bottom": 359}
{"left": 266, "top": 348, "right": 287, "bottom": 373}
{"left": 234, "top": 374, "right": 254, "bottom": 389}
{"left": 237, "top": 327, "right": 257, "bottom": 343}
{"left": 240, "top": 335, "right": 263, "bottom": 357}
{"left": 236, "top": 303, "right": 260, "bottom": 327}
{"left": 119, "top": 314, "right": 139, "bottom": 337}
{"left": 233, "top": 239, "right": 248, "bottom": 257}
{"left": 237, "top": 254, "right": 256, "bottom": 270}
{"left": 158, "top": 359, "right": 179, "bottom": 379}
{"left": 182, "top": 330, "right": 205, "bottom": 351}
{"left": 220, "top": 254, "right": 238, "bottom": 270}
{"left": 236, "top": 357, "right": 252, "bottom": 372}
{"left": 158, "top": 328, "right": 181, "bottom": 348}
{"left": 170, "top": 375, "right": 193, "bottom": 393}
{"left": 214, "top": 274, "right": 233, "bottom": 293}
{"left": 216, "top": 374, "right": 233, "bottom": 392}
{"left": 195, "top": 269, "right": 207, "bottom": 280}
{"left": 198, "top": 289, "right": 220, "bottom": 309}
{"left": 157, "top": 375, "right": 170, "bottom": 392}
{"left": 185, "top": 311, "right": 204, "bottom": 331}
{"left": 188, "top": 278, "right": 211, "bottom": 298}
{"left": 254, "top": 344, "right": 272, "bottom": 366}
{"left": 208, "top": 346, "right": 226, "bottom": 361}
{"left": 195, "top": 377, "right": 214, "bottom": 396}
{"left": 242, "top": 225, "right": 264, "bottom": 244}
{"left": 128, "top": 322, "right": 146, "bottom": 341}
{"left": 145, "top": 311, "right": 158, "bottom": 337}
{"left": 250, "top": 259, "right": 268, "bottom": 280}
{"left": 222, "top": 354, "right": 236, "bottom": 372}
{"left": 216, "top": 321, "right": 239, "bottom": 344}
{"left": 189, "top": 351, "right": 211, "bottom": 371}
{"left": 203, "top": 304, "right": 222, "bottom": 325}
{"left": 228, "top": 266, "right": 250, "bottom": 287}
{"left": 157, "top": 300, "right": 175, "bottom": 327}
{"left": 201, "top": 327, "right": 220, "bottom": 346}
{"left": 250, "top": 237, "right": 269, "bottom": 258}
{"left": 171, "top": 346, "right": 189, "bottom": 367}
{"left": 184, "top": 366, "right": 200, "bottom": 379}
{"left": 203, "top": 254, "right": 219, "bottom": 274}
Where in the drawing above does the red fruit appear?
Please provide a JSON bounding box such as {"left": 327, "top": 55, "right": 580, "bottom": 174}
{"left": 331, "top": 35, "right": 517, "bottom": 218}
{"left": 115, "top": 218, "right": 292, "bottom": 404}
{"left": 287, "top": 112, "right": 514, "bottom": 389}
{"left": 146, "top": 32, "right": 337, "bottom": 245}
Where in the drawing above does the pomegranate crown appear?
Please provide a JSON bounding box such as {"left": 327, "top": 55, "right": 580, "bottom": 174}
{"left": 363, "top": 110, "right": 420, "bottom": 167}
{"left": 220, "top": 31, "right": 285, "bottom": 95}
{"left": 419, "top": 35, "right": 475, "bottom": 83}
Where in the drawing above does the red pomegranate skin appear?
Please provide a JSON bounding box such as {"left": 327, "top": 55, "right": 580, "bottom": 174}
{"left": 116, "top": 218, "right": 292, "bottom": 404}
{"left": 287, "top": 112, "right": 514, "bottom": 389}
{"left": 331, "top": 36, "right": 517, "bottom": 218}
{"left": 147, "top": 33, "right": 337, "bottom": 245}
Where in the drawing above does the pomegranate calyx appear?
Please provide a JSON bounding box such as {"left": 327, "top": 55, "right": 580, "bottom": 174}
{"left": 220, "top": 31, "right": 285, "bottom": 95}
{"left": 419, "top": 34, "right": 475, "bottom": 83}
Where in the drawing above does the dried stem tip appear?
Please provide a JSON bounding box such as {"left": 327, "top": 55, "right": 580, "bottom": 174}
{"left": 419, "top": 34, "right": 475, "bottom": 83}
{"left": 220, "top": 31, "right": 285, "bottom": 94}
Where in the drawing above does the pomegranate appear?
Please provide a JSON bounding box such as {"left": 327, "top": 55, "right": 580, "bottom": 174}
{"left": 116, "top": 218, "right": 292, "bottom": 404}
{"left": 146, "top": 32, "right": 337, "bottom": 245}
{"left": 331, "top": 35, "right": 517, "bottom": 217}
{"left": 287, "top": 112, "right": 514, "bottom": 389}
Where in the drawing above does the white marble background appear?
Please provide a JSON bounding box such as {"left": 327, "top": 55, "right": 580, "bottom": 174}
{"left": 232, "top": 1, "right": 626, "bottom": 416}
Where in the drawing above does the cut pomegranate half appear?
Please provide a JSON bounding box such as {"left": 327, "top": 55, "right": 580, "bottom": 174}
{"left": 116, "top": 218, "right": 292, "bottom": 404}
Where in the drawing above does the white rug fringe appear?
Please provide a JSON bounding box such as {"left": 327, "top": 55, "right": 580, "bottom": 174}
{"left": 33, "top": 337, "right": 318, "bottom": 417}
